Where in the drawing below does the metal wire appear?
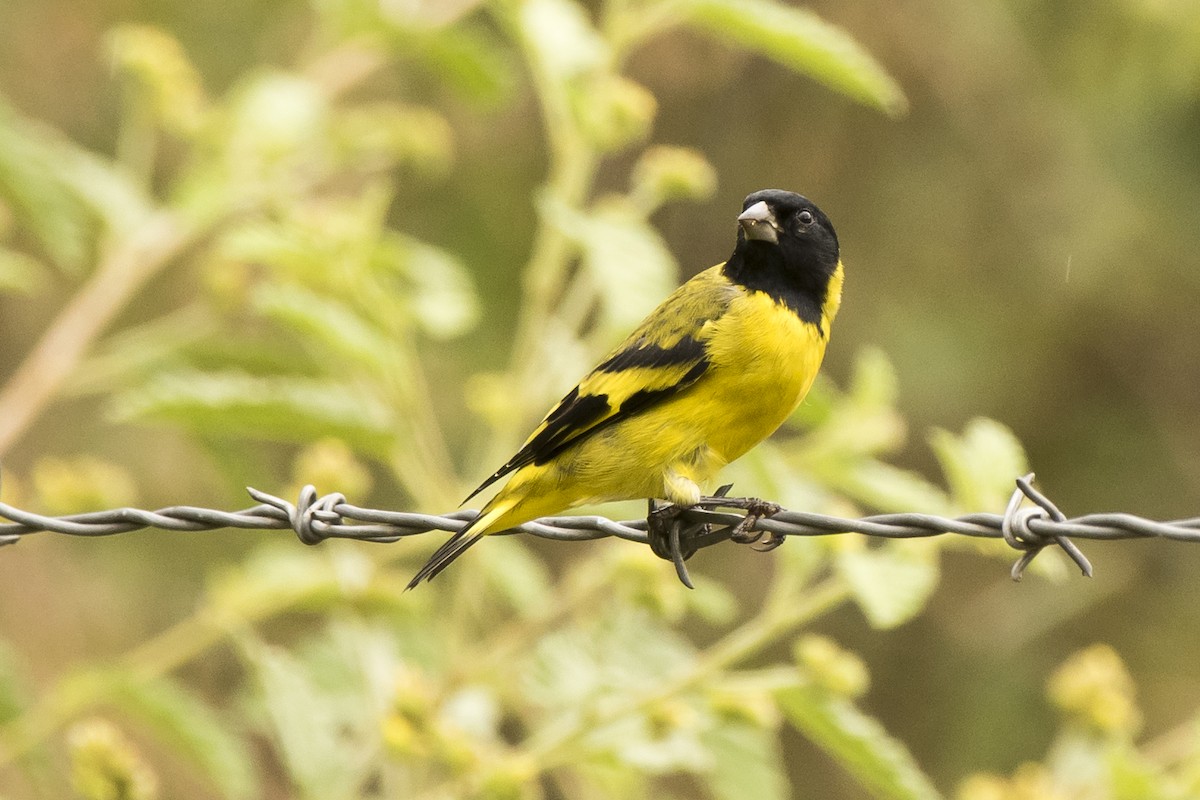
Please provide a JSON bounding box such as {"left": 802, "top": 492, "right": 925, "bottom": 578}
{"left": 3, "top": 470, "right": 1198, "bottom": 584}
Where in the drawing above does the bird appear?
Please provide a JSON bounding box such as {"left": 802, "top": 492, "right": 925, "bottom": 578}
{"left": 408, "top": 189, "right": 843, "bottom": 587}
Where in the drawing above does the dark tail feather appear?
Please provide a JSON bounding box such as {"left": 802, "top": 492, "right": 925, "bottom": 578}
{"left": 407, "top": 500, "right": 517, "bottom": 589}
{"left": 406, "top": 529, "right": 486, "bottom": 589}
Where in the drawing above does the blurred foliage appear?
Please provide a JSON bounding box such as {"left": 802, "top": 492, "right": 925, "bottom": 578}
{"left": 68, "top": 719, "right": 159, "bottom": 800}
{"left": 2, "top": 0, "right": 1200, "bottom": 798}
{"left": 956, "top": 644, "right": 1200, "bottom": 800}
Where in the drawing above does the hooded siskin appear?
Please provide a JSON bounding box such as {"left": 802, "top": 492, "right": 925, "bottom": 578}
{"left": 409, "top": 189, "right": 844, "bottom": 586}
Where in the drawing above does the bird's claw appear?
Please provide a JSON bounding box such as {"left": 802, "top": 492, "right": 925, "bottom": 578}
{"left": 751, "top": 531, "right": 786, "bottom": 552}
{"left": 728, "top": 499, "right": 782, "bottom": 545}
{"left": 646, "top": 500, "right": 709, "bottom": 589}
{"left": 646, "top": 501, "right": 684, "bottom": 560}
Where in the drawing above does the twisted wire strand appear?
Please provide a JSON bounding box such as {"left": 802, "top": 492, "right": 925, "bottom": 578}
{"left": 3, "top": 471, "right": 1197, "bottom": 582}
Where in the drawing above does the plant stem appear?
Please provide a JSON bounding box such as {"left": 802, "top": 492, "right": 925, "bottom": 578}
{"left": 498, "top": 0, "right": 600, "bottom": 411}
{"left": 0, "top": 211, "right": 192, "bottom": 459}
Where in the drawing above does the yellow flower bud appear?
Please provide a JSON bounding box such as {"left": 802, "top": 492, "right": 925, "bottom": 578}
{"left": 630, "top": 146, "right": 718, "bottom": 212}
{"left": 794, "top": 634, "right": 870, "bottom": 698}
{"left": 1047, "top": 643, "right": 1140, "bottom": 735}
{"left": 573, "top": 75, "right": 657, "bottom": 152}
{"left": 476, "top": 756, "right": 541, "bottom": 800}
{"left": 68, "top": 719, "right": 158, "bottom": 800}
{"left": 33, "top": 456, "right": 136, "bottom": 516}
{"left": 955, "top": 773, "right": 1008, "bottom": 800}
{"left": 955, "top": 764, "right": 1067, "bottom": 800}
{"left": 291, "top": 438, "right": 373, "bottom": 500}
{"left": 334, "top": 103, "right": 455, "bottom": 177}
{"left": 106, "top": 25, "right": 206, "bottom": 135}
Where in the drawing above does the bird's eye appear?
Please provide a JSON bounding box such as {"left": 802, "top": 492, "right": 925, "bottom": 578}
{"left": 797, "top": 210, "right": 814, "bottom": 226}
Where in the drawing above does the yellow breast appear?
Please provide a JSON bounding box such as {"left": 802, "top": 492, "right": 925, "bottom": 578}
{"left": 697, "top": 288, "right": 831, "bottom": 464}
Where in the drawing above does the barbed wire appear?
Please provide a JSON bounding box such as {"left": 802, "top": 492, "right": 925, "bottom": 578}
{"left": 3, "top": 471, "right": 1199, "bottom": 587}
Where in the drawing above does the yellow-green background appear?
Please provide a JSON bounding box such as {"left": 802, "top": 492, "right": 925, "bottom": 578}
{"left": 1, "top": 0, "right": 1199, "bottom": 798}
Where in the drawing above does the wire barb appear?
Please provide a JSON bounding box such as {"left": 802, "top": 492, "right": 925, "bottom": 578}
{"left": 1, "top": 470, "right": 1193, "bottom": 585}
{"left": 1001, "top": 473, "right": 1093, "bottom": 580}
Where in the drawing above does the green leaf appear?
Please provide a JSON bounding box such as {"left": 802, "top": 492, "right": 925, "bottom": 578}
{"left": 238, "top": 636, "right": 377, "bottom": 799}
{"left": 251, "top": 283, "right": 395, "bottom": 370}
{"left": 174, "top": 72, "right": 328, "bottom": 218}
{"left": 110, "top": 369, "right": 394, "bottom": 452}
{"left": 778, "top": 683, "right": 942, "bottom": 800}
{"left": 928, "top": 418, "right": 1028, "bottom": 512}
{"left": 58, "top": 669, "right": 257, "bottom": 800}
{"left": 73, "top": 306, "right": 216, "bottom": 396}
{"left": 66, "top": 719, "right": 158, "bottom": 800}
{"left": 542, "top": 197, "right": 678, "bottom": 337}
{"left": 224, "top": 73, "right": 329, "bottom": 161}
{"left": 0, "top": 98, "right": 95, "bottom": 271}
{"left": 686, "top": 579, "right": 739, "bottom": 626}
{"left": 333, "top": 103, "right": 456, "bottom": 176}
{"left": 837, "top": 542, "right": 939, "bottom": 629}
{"left": 236, "top": 619, "right": 399, "bottom": 798}
{"left": 519, "top": 607, "right": 711, "bottom": 774}
{"left": 1107, "top": 742, "right": 1175, "bottom": 800}
{"left": 0, "top": 97, "right": 150, "bottom": 257}
{"left": 629, "top": 145, "right": 718, "bottom": 212}
{"left": 791, "top": 350, "right": 907, "bottom": 470}
{"left": 681, "top": 0, "right": 908, "bottom": 116}
{"left": 789, "top": 374, "right": 837, "bottom": 428}
{"left": 106, "top": 24, "right": 207, "bottom": 136}
{"left": 848, "top": 346, "right": 900, "bottom": 412}
{"left": 569, "top": 757, "right": 653, "bottom": 798}
{"left": 207, "top": 544, "right": 376, "bottom": 618}
{"left": 475, "top": 536, "right": 553, "bottom": 616}
{"left": 382, "top": 233, "right": 480, "bottom": 339}
{"left": 725, "top": 439, "right": 819, "bottom": 509}
{"left": 520, "top": 0, "right": 608, "bottom": 80}
{"left": 403, "top": 23, "right": 517, "bottom": 105}
{"left": 522, "top": 607, "right": 695, "bottom": 710}
{"left": 701, "top": 720, "right": 788, "bottom": 800}
{"left": 839, "top": 461, "right": 955, "bottom": 517}
{"left": 47, "top": 152, "right": 152, "bottom": 235}
{"left": 209, "top": 216, "right": 311, "bottom": 270}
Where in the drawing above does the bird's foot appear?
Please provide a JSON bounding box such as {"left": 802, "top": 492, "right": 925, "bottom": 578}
{"left": 728, "top": 499, "right": 783, "bottom": 548}
{"left": 644, "top": 487, "right": 785, "bottom": 586}
{"left": 646, "top": 499, "right": 707, "bottom": 589}
{"left": 646, "top": 500, "right": 683, "bottom": 561}
{"left": 693, "top": 487, "right": 784, "bottom": 550}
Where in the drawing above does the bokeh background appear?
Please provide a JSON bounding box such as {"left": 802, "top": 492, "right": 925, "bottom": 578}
{"left": 2, "top": 0, "right": 1200, "bottom": 798}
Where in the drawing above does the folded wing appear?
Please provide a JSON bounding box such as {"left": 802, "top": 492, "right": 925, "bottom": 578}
{"left": 464, "top": 265, "right": 736, "bottom": 503}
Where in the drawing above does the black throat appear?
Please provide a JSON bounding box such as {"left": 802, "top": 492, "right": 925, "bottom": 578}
{"left": 722, "top": 240, "right": 837, "bottom": 334}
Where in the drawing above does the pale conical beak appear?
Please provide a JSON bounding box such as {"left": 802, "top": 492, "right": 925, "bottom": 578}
{"left": 738, "top": 201, "right": 778, "bottom": 244}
